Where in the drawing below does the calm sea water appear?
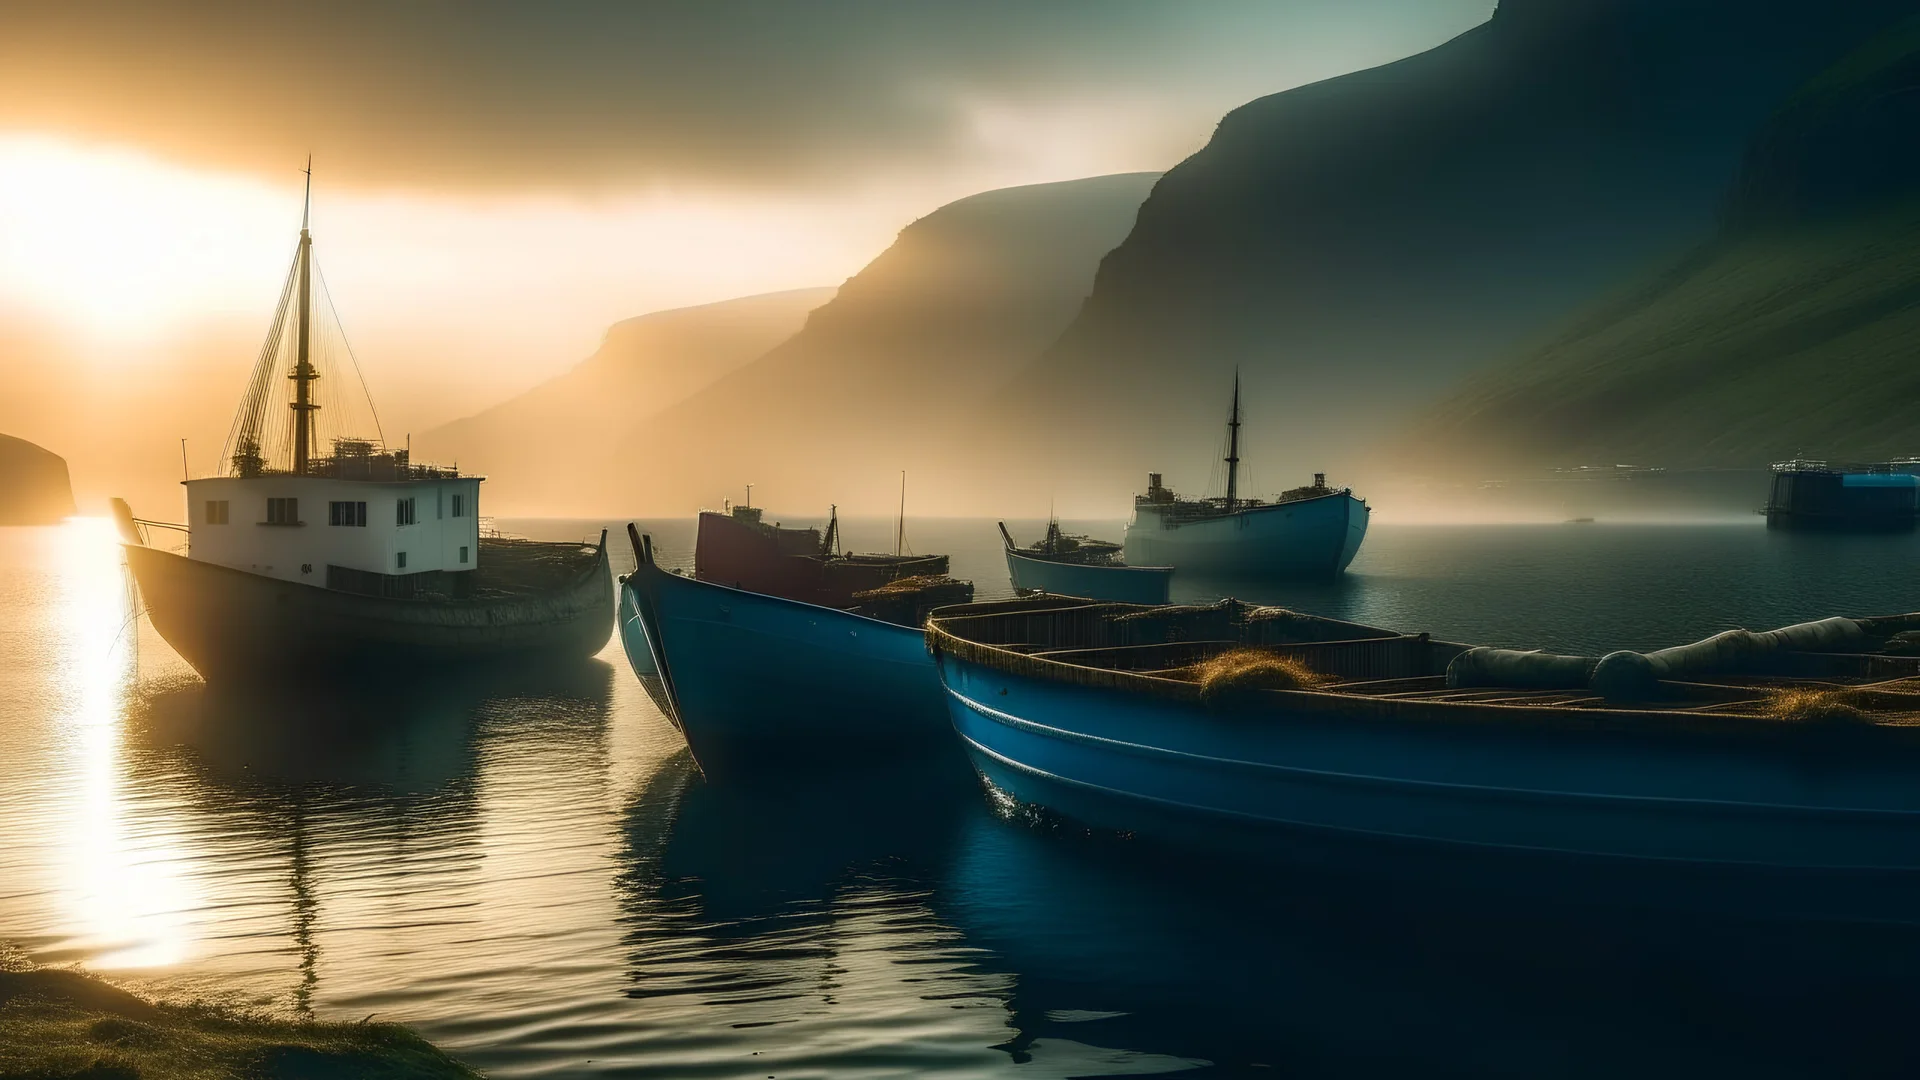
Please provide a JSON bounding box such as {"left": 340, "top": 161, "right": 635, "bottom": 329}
{"left": 4, "top": 516, "right": 1920, "bottom": 1078}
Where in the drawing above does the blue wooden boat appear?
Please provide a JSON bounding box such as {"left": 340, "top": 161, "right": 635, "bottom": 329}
{"left": 927, "top": 595, "right": 1920, "bottom": 921}
{"left": 999, "top": 521, "right": 1172, "bottom": 604}
{"left": 619, "top": 526, "right": 956, "bottom": 773}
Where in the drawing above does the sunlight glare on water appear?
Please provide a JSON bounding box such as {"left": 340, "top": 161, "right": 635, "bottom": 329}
{"left": 39, "top": 517, "right": 198, "bottom": 969}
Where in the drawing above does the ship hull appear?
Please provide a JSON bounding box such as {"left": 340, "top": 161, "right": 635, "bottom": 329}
{"left": 933, "top": 649, "right": 1920, "bottom": 923}
{"left": 620, "top": 553, "right": 950, "bottom": 775}
{"left": 1123, "top": 491, "right": 1368, "bottom": 578}
{"left": 694, "top": 510, "right": 946, "bottom": 606}
{"left": 124, "top": 540, "right": 612, "bottom": 683}
{"left": 1004, "top": 548, "right": 1172, "bottom": 605}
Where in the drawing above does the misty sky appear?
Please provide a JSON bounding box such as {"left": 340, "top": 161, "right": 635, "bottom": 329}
{"left": 4, "top": 2, "right": 1494, "bottom": 191}
{"left": 0, "top": 1, "right": 1493, "bottom": 499}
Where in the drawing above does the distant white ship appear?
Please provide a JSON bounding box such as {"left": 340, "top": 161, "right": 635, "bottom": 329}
{"left": 1123, "top": 376, "right": 1369, "bottom": 578}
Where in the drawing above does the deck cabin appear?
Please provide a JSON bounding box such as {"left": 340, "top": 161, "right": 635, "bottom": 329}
{"left": 185, "top": 443, "right": 482, "bottom": 597}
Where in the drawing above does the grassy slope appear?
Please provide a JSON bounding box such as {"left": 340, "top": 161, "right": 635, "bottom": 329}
{"left": 1409, "top": 20, "right": 1920, "bottom": 469}
{"left": 0, "top": 966, "right": 477, "bottom": 1080}
{"left": 1414, "top": 205, "right": 1920, "bottom": 466}
{"left": 1016, "top": 1, "right": 1916, "bottom": 472}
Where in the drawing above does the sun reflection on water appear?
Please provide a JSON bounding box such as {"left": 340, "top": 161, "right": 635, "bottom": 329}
{"left": 49, "top": 516, "right": 199, "bottom": 968}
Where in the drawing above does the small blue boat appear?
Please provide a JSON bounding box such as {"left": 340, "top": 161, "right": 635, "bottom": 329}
{"left": 999, "top": 521, "right": 1172, "bottom": 605}
{"left": 927, "top": 594, "right": 1920, "bottom": 921}
{"left": 619, "top": 526, "right": 955, "bottom": 774}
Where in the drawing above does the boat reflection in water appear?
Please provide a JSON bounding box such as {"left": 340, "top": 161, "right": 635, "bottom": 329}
{"left": 611, "top": 750, "right": 1213, "bottom": 1078}
{"left": 603, "top": 734, "right": 1920, "bottom": 1078}
{"left": 71, "top": 652, "right": 620, "bottom": 1023}
{"left": 938, "top": 804, "right": 1920, "bottom": 1077}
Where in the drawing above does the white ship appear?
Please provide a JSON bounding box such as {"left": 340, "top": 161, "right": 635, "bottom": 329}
{"left": 1123, "top": 377, "right": 1369, "bottom": 578}
{"left": 113, "top": 167, "right": 612, "bottom": 682}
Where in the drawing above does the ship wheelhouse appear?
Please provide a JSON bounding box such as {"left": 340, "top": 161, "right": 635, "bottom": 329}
{"left": 185, "top": 463, "right": 484, "bottom": 597}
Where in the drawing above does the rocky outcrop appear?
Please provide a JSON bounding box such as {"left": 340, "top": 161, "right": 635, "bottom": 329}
{"left": 0, "top": 433, "right": 75, "bottom": 524}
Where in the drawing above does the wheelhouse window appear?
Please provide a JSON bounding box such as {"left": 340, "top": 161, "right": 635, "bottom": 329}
{"left": 204, "top": 500, "right": 229, "bottom": 525}
{"left": 451, "top": 493, "right": 466, "bottom": 518}
{"left": 265, "top": 497, "right": 299, "bottom": 525}
{"left": 459, "top": 545, "right": 469, "bottom": 564}
{"left": 328, "top": 500, "right": 367, "bottom": 527}
{"left": 396, "top": 497, "right": 417, "bottom": 526}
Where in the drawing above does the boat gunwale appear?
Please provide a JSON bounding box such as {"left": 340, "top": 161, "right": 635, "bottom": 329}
{"left": 1003, "top": 546, "right": 1174, "bottom": 576}
{"left": 124, "top": 533, "right": 610, "bottom": 616}
{"left": 640, "top": 555, "right": 943, "bottom": 634}
{"left": 924, "top": 601, "right": 1920, "bottom": 745}
{"left": 1131, "top": 485, "right": 1364, "bottom": 527}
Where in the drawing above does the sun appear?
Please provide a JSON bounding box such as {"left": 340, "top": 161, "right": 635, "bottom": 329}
{"left": 0, "top": 134, "right": 294, "bottom": 339}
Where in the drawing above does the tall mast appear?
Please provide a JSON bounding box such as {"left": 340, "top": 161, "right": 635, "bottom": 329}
{"left": 1224, "top": 371, "right": 1242, "bottom": 512}
{"left": 291, "top": 158, "right": 318, "bottom": 475}
{"left": 896, "top": 471, "right": 906, "bottom": 556}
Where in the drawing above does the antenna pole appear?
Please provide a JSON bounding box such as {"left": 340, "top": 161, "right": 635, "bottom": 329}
{"left": 896, "top": 471, "right": 906, "bottom": 556}
{"left": 1224, "top": 371, "right": 1241, "bottom": 513}
{"left": 291, "top": 157, "right": 318, "bottom": 475}
{"left": 180, "top": 438, "right": 189, "bottom": 482}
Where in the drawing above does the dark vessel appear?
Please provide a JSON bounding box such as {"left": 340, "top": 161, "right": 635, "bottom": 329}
{"left": 114, "top": 168, "right": 612, "bottom": 682}
{"left": 694, "top": 492, "right": 961, "bottom": 613}
{"left": 1763, "top": 459, "right": 1920, "bottom": 531}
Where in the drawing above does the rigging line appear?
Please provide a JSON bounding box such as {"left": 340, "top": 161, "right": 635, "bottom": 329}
{"left": 223, "top": 242, "right": 301, "bottom": 469}
{"left": 103, "top": 600, "right": 149, "bottom": 661}
{"left": 313, "top": 260, "right": 385, "bottom": 446}
{"left": 225, "top": 279, "right": 288, "bottom": 464}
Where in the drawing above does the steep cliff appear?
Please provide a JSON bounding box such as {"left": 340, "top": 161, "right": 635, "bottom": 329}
{"left": 619, "top": 173, "right": 1160, "bottom": 512}
{"left": 1011, "top": 0, "right": 1913, "bottom": 479}
{"left": 1407, "top": 19, "right": 1920, "bottom": 468}
{"left": 420, "top": 288, "right": 832, "bottom": 513}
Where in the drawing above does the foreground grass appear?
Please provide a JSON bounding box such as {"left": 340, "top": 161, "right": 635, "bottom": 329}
{"left": 0, "top": 966, "right": 479, "bottom": 1080}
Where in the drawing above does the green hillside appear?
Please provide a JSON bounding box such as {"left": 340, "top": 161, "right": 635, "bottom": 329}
{"left": 1409, "top": 20, "right": 1920, "bottom": 468}
{"left": 1009, "top": 0, "right": 1913, "bottom": 475}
